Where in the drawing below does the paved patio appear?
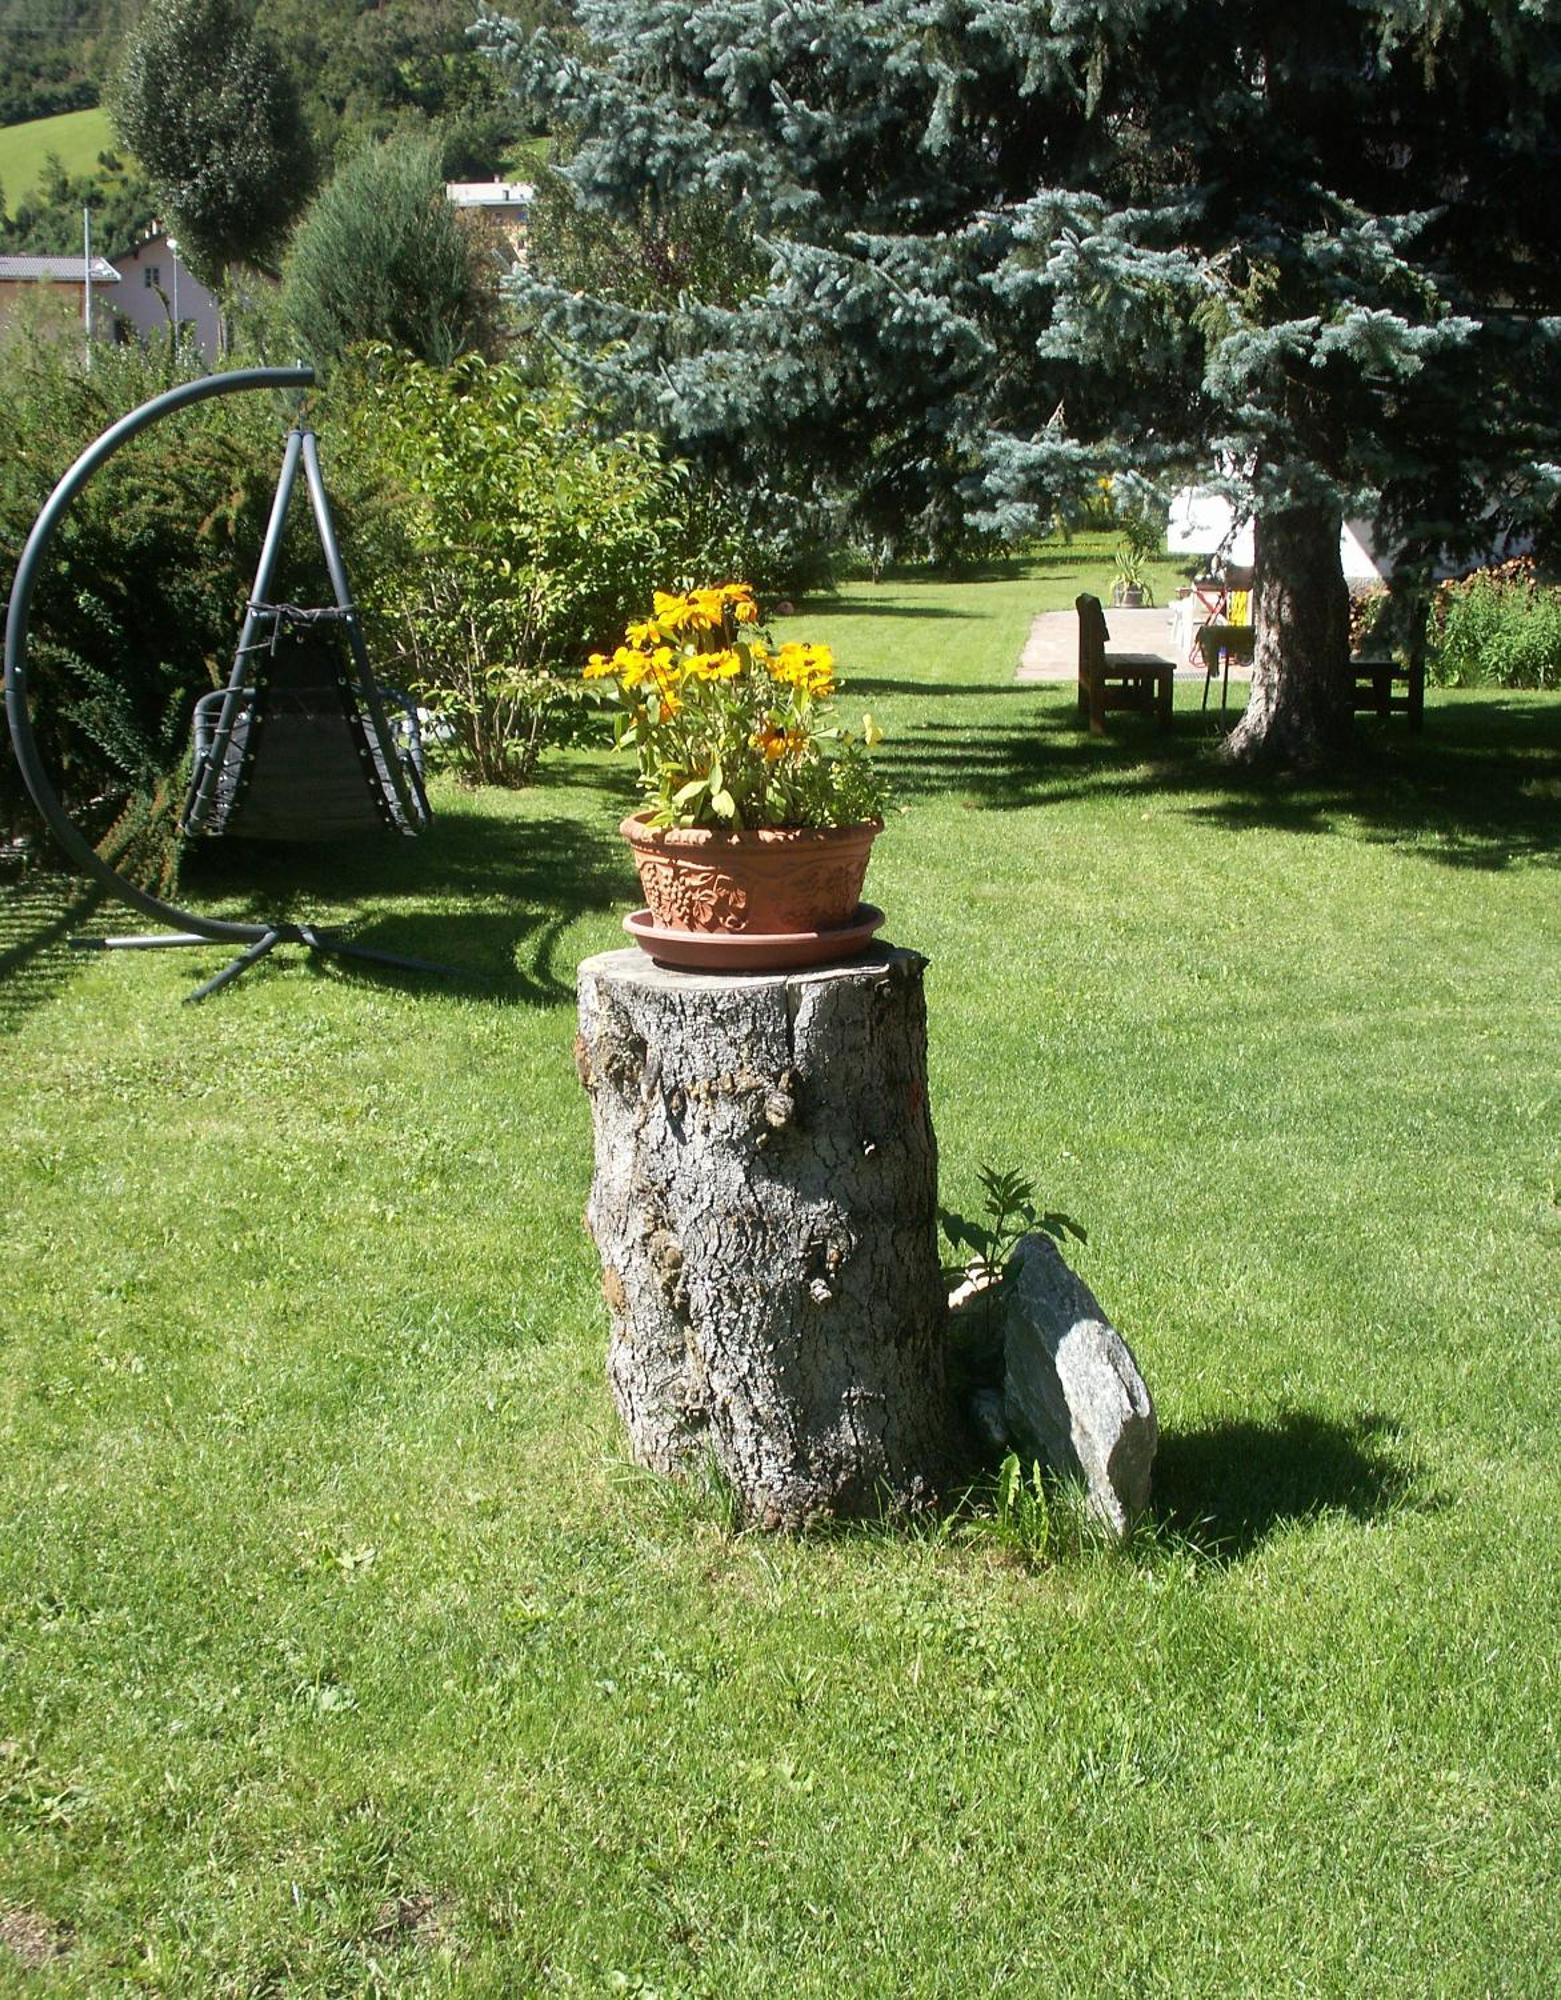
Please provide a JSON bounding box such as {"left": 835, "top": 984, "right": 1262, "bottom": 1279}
{"left": 1016, "top": 603, "right": 1251, "bottom": 685}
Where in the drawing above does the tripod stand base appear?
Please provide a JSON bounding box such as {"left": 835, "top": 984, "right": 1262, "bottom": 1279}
{"left": 69, "top": 925, "right": 458, "bottom": 1003}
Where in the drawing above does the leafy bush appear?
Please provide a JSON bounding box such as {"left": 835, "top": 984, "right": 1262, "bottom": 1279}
{"left": 1430, "top": 559, "right": 1561, "bottom": 689}
{"left": 1349, "top": 583, "right": 1389, "bottom": 653}
{"left": 0, "top": 335, "right": 294, "bottom": 844}
{"left": 336, "top": 350, "right": 690, "bottom": 786}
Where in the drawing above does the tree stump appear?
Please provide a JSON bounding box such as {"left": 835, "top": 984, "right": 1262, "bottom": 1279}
{"left": 575, "top": 946, "right": 959, "bottom": 1529}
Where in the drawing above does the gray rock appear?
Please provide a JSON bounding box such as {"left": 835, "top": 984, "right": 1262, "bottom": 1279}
{"left": 1000, "top": 1234, "right": 1157, "bottom": 1538}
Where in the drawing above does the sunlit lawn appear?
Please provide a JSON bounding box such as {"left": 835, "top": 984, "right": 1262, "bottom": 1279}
{"left": 2, "top": 549, "right": 1558, "bottom": 1994}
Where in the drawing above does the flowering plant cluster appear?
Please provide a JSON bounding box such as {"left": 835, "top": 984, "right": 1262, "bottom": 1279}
{"left": 584, "top": 583, "right": 887, "bottom": 830}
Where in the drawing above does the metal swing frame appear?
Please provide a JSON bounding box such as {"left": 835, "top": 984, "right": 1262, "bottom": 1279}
{"left": 181, "top": 417, "right": 430, "bottom": 842}
{"left": 4, "top": 366, "right": 448, "bottom": 1003}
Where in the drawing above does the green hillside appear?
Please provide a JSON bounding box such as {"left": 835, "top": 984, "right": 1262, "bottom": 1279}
{"left": 0, "top": 105, "right": 120, "bottom": 217}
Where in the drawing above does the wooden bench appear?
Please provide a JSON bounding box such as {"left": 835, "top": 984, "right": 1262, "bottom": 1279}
{"left": 1352, "top": 654, "right": 1426, "bottom": 731}
{"left": 1075, "top": 593, "right": 1173, "bottom": 735}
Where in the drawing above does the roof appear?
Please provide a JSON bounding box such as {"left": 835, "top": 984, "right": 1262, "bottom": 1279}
{"left": 0, "top": 255, "right": 122, "bottom": 284}
{"left": 117, "top": 226, "right": 169, "bottom": 257}
{"left": 445, "top": 181, "right": 535, "bottom": 209}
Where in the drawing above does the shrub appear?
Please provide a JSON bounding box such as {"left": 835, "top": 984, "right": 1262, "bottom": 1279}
{"left": 1430, "top": 558, "right": 1561, "bottom": 689}
{"left": 281, "top": 136, "right": 496, "bottom": 370}
{"left": 336, "top": 350, "right": 689, "bottom": 786}
{"left": 0, "top": 333, "right": 291, "bottom": 844}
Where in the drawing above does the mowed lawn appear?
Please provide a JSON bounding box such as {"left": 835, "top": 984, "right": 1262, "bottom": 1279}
{"left": 2, "top": 554, "right": 1559, "bottom": 1994}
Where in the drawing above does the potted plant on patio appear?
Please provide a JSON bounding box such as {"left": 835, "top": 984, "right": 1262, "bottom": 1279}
{"left": 584, "top": 583, "right": 888, "bottom": 968}
{"left": 1112, "top": 514, "right": 1160, "bottom": 609}
{"left": 1113, "top": 541, "right": 1147, "bottom": 608}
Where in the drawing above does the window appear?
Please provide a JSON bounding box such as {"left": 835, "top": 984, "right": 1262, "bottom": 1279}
{"left": 143, "top": 265, "right": 160, "bottom": 289}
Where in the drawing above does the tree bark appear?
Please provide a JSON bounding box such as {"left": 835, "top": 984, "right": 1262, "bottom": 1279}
{"left": 1224, "top": 498, "right": 1354, "bottom": 769}
{"left": 575, "top": 946, "right": 960, "bottom": 1529}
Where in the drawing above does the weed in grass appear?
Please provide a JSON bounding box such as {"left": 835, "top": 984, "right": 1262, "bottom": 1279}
{"left": 938, "top": 1451, "right": 1159, "bottom": 1573}
{"left": 614, "top": 1449, "right": 746, "bottom": 1542}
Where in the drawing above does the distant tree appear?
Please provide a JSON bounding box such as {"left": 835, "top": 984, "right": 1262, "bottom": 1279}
{"left": 280, "top": 135, "right": 496, "bottom": 368}
{"left": 0, "top": 150, "right": 155, "bottom": 260}
{"left": 111, "top": 0, "right": 313, "bottom": 282}
{"left": 254, "top": 0, "right": 554, "bottom": 172}
{"left": 526, "top": 167, "right": 765, "bottom": 316}
{"left": 0, "top": 4, "right": 101, "bottom": 126}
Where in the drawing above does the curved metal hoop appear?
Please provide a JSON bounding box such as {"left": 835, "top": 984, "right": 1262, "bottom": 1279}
{"left": 4, "top": 366, "right": 316, "bottom": 945}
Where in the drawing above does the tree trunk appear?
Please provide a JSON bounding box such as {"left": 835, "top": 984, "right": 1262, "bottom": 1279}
{"left": 575, "top": 946, "right": 960, "bottom": 1529}
{"left": 1224, "top": 498, "right": 1353, "bottom": 769}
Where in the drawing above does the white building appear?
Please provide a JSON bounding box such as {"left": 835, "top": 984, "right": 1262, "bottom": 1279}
{"left": 1168, "top": 488, "right": 1387, "bottom": 582}
{"left": 109, "top": 225, "right": 221, "bottom": 361}
{"left": 445, "top": 178, "right": 534, "bottom": 215}
{"left": 445, "top": 179, "right": 534, "bottom": 260}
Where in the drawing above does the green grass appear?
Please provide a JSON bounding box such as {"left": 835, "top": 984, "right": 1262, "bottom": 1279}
{"left": 3, "top": 553, "right": 1560, "bottom": 1994}
{"left": 502, "top": 134, "right": 553, "bottom": 179}
{"left": 0, "top": 109, "right": 119, "bottom": 218}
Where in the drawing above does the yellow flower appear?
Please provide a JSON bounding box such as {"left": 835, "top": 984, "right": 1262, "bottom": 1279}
{"left": 582, "top": 652, "right": 615, "bottom": 680}
{"left": 719, "top": 582, "right": 760, "bottom": 623}
{"left": 612, "top": 644, "right": 653, "bottom": 689}
{"left": 769, "top": 641, "right": 835, "bottom": 699}
{"left": 652, "top": 590, "right": 701, "bottom": 633}
{"left": 753, "top": 724, "right": 808, "bottom": 763}
{"left": 685, "top": 647, "right": 743, "bottom": 681}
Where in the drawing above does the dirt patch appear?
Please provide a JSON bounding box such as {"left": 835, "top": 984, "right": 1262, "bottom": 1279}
{"left": 366, "top": 1892, "right": 450, "bottom": 1953}
{"left": 0, "top": 1906, "right": 70, "bottom": 1968}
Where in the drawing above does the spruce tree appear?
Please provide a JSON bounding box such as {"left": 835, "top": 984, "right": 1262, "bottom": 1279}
{"left": 487, "top": 0, "right": 1561, "bottom": 767}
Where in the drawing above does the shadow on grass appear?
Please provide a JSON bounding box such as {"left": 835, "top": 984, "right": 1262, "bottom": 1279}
{"left": 872, "top": 689, "right": 1561, "bottom": 869}
{"left": 828, "top": 553, "right": 1088, "bottom": 590}
{"left": 850, "top": 675, "right": 1044, "bottom": 700}
{"left": 0, "top": 868, "right": 102, "bottom": 1034}
{"left": 155, "top": 805, "right": 631, "bottom": 1006}
{"left": 1153, "top": 1409, "right": 1435, "bottom": 1560}
{"left": 794, "top": 596, "right": 977, "bottom": 622}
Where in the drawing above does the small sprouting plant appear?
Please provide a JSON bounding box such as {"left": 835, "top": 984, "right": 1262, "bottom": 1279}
{"left": 940, "top": 1454, "right": 1116, "bottom": 1569}
{"left": 994, "top": 1450, "right": 1053, "bottom": 1561}
{"left": 939, "top": 1165, "right": 1086, "bottom": 1295}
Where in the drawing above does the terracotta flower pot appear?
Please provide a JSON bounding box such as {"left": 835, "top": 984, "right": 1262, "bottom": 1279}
{"left": 620, "top": 813, "right": 881, "bottom": 936}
